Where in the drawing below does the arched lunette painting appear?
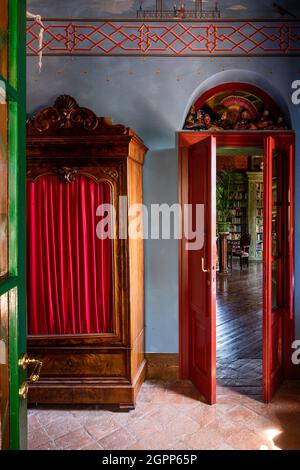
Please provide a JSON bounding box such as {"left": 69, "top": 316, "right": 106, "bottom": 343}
{"left": 183, "top": 83, "right": 289, "bottom": 131}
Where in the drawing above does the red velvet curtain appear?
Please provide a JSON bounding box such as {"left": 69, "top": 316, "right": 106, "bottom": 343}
{"left": 27, "top": 175, "right": 113, "bottom": 335}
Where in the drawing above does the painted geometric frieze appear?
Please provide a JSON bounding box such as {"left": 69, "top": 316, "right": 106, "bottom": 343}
{"left": 26, "top": 19, "right": 300, "bottom": 57}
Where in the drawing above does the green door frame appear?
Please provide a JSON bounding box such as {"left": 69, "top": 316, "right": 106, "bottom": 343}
{"left": 0, "top": 0, "right": 27, "bottom": 449}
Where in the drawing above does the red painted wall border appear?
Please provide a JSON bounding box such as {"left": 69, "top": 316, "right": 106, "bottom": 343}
{"left": 26, "top": 20, "right": 300, "bottom": 57}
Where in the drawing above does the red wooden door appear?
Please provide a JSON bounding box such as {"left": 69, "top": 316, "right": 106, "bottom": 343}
{"left": 286, "top": 138, "right": 295, "bottom": 376}
{"left": 188, "top": 136, "right": 217, "bottom": 405}
{"left": 263, "top": 136, "right": 284, "bottom": 402}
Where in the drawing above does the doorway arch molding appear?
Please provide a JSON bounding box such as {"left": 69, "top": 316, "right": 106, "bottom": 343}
{"left": 181, "top": 69, "right": 292, "bottom": 130}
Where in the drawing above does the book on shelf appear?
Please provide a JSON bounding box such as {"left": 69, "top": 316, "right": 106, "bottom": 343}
{"left": 231, "top": 217, "right": 247, "bottom": 224}
{"left": 226, "top": 172, "right": 249, "bottom": 244}
{"left": 257, "top": 233, "right": 263, "bottom": 242}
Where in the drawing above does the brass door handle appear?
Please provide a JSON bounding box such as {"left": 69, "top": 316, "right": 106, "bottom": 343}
{"left": 19, "top": 382, "right": 29, "bottom": 400}
{"left": 19, "top": 353, "right": 43, "bottom": 382}
{"left": 18, "top": 354, "right": 43, "bottom": 399}
{"left": 201, "top": 257, "right": 210, "bottom": 273}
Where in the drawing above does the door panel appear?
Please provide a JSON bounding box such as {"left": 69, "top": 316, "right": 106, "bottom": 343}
{"left": 0, "top": 0, "right": 27, "bottom": 449}
{"left": 0, "top": 75, "right": 10, "bottom": 451}
{"left": 0, "top": 292, "right": 9, "bottom": 449}
{"left": 0, "top": 98, "right": 8, "bottom": 277}
{"left": 281, "top": 137, "right": 295, "bottom": 378}
{"left": 188, "top": 137, "right": 216, "bottom": 405}
{"left": 263, "top": 136, "right": 284, "bottom": 402}
{"left": 287, "top": 142, "right": 295, "bottom": 323}
{"left": 0, "top": 0, "right": 8, "bottom": 81}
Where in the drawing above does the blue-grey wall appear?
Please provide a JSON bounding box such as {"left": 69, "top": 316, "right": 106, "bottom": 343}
{"left": 27, "top": 1, "right": 300, "bottom": 352}
{"left": 27, "top": 0, "right": 300, "bottom": 19}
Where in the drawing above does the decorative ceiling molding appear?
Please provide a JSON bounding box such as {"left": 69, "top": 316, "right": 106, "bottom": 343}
{"left": 26, "top": 19, "right": 300, "bottom": 57}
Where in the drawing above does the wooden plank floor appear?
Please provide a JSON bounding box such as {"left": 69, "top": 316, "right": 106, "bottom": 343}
{"left": 217, "top": 260, "right": 263, "bottom": 396}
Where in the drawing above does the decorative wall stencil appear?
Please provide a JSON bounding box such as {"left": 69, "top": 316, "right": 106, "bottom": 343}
{"left": 26, "top": 19, "right": 300, "bottom": 57}
{"left": 184, "top": 84, "right": 289, "bottom": 130}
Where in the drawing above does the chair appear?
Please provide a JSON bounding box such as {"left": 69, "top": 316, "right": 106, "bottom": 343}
{"left": 228, "top": 233, "right": 251, "bottom": 270}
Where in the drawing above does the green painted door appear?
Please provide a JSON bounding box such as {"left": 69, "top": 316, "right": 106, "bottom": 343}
{"left": 0, "top": 0, "right": 27, "bottom": 450}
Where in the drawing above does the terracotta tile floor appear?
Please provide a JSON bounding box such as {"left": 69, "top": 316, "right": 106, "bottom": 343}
{"left": 28, "top": 380, "right": 300, "bottom": 450}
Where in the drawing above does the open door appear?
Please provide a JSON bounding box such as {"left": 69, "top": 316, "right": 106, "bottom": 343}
{"left": 263, "top": 134, "right": 295, "bottom": 402}
{"left": 263, "top": 136, "right": 283, "bottom": 402}
{"left": 0, "top": 0, "right": 27, "bottom": 449}
{"left": 188, "top": 136, "right": 217, "bottom": 405}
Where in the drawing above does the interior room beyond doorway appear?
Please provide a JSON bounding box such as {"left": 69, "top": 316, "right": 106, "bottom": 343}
{"left": 216, "top": 148, "right": 264, "bottom": 398}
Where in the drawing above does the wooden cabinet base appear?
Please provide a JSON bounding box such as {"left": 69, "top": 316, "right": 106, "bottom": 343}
{"left": 28, "top": 359, "right": 146, "bottom": 407}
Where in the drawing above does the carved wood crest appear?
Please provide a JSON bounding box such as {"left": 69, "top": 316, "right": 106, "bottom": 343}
{"left": 27, "top": 95, "right": 128, "bottom": 136}
{"left": 101, "top": 168, "right": 119, "bottom": 181}
{"left": 55, "top": 167, "right": 78, "bottom": 183}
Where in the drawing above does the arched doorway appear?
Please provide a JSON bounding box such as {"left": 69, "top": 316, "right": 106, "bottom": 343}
{"left": 178, "top": 82, "right": 295, "bottom": 404}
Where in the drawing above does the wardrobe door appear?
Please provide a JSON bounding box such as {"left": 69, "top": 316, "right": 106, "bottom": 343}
{"left": 27, "top": 174, "right": 114, "bottom": 336}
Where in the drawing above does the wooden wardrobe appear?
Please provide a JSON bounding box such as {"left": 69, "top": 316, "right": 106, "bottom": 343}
{"left": 26, "top": 95, "right": 147, "bottom": 409}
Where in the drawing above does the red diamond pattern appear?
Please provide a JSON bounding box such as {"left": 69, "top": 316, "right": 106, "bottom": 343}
{"left": 26, "top": 20, "right": 300, "bottom": 56}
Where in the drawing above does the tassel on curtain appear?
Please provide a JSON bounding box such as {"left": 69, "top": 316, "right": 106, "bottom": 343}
{"left": 27, "top": 175, "right": 113, "bottom": 335}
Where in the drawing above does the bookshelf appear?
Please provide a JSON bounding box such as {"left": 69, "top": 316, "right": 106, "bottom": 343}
{"left": 228, "top": 173, "right": 248, "bottom": 249}
{"left": 247, "top": 172, "right": 264, "bottom": 260}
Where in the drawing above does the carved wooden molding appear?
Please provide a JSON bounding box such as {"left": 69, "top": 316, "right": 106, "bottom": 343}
{"left": 55, "top": 167, "right": 78, "bottom": 183}
{"left": 101, "top": 168, "right": 119, "bottom": 181}
{"left": 27, "top": 166, "right": 119, "bottom": 185}
{"left": 27, "top": 95, "right": 128, "bottom": 136}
